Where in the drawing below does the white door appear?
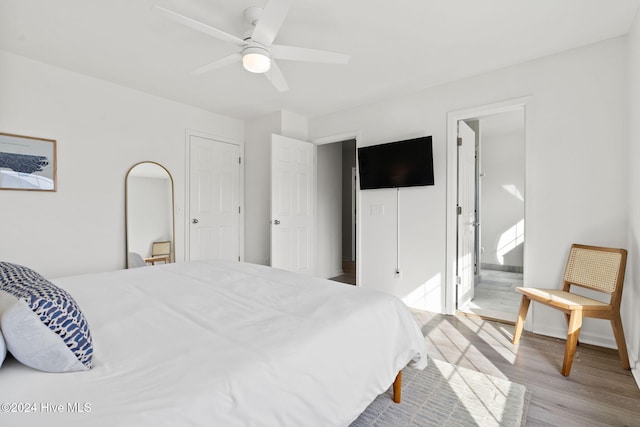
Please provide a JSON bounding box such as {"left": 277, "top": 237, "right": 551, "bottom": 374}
{"left": 457, "top": 121, "right": 476, "bottom": 308}
{"left": 270, "top": 134, "right": 316, "bottom": 275}
{"left": 189, "top": 135, "right": 241, "bottom": 261}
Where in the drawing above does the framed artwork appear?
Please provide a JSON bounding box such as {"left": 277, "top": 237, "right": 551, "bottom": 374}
{"left": 0, "top": 132, "right": 57, "bottom": 192}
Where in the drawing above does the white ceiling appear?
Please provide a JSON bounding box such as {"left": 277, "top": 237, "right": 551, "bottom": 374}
{"left": 1, "top": 0, "right": 638, "bottom": 120}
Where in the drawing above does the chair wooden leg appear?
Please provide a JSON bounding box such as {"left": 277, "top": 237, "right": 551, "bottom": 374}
{"left": 513, "top": 295, "right": 531, "bottom": 344}
{"left": 564, "top": 313, "right": 580, "bottom": 346}
{"left": 392, "top": 371, "right": 402, "bottom": 404}
{"left": 562, "top": 309, "right": 583, "bottom": 376}
{"left": 611, "top": 313, "right": 630, "bottom": 370}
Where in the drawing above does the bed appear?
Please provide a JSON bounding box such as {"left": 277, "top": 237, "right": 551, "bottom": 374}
{"left": 0, "top": 259, "right": 427, "bottom": 426}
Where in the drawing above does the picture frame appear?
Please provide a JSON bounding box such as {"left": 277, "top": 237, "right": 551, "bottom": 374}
{"left": 0, "top": 132, "right": 57, "bottom": 192}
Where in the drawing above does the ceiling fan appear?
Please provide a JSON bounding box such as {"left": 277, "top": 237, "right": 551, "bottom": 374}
{"left": 154, "top": 0, "right": 350, "bottom": 92}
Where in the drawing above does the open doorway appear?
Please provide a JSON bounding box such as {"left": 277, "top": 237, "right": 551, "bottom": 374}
{"left": 453, "top": 106, "right": 526, "bottom": 323}
{"left": 317, "top": 138, "right": 357, "bottom": 285}
{"left": 340, "top": 140, "right": 357, "bottom": 284}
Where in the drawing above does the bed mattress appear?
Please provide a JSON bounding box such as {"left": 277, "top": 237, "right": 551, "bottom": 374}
{"left": 0, "top": 259, "right": 427, "bottom": 426}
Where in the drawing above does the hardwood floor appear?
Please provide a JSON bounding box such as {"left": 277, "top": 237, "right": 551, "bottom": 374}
{"left": 330, "top": 260, "right": 356, "bottom": 285}
{"left": 412, "top": 310, "right": 640, "bottom": 426}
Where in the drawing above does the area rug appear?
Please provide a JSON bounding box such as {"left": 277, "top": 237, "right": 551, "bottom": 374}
{"left": 350, "top": 358, "right": 530, "bottom": 427}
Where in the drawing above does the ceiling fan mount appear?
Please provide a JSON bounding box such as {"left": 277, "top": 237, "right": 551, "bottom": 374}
{"left": 154, "top": 0, "right": 350, "bottom": 92}
{"left": 243, "top": 6, "right": 264, "bottom": 27}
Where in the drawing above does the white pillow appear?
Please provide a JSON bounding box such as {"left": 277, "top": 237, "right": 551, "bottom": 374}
{"left": 0, "top": 328, "right": 6, "bottom": 368}
{"left": 0, "top": 262, "right": 93, "bottom": 372}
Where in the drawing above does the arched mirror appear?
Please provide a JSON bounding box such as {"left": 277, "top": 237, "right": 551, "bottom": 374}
{"left": 125, "top": 161, "right": 175, "bottom": 268}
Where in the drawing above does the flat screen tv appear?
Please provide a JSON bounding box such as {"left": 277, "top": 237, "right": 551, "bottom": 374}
{"left": 357, "top": 136, "right": 434, "bottom": 190}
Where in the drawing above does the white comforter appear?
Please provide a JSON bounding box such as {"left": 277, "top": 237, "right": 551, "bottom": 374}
{"left": 0, "top": 259, "right": 427, "bottom": 427}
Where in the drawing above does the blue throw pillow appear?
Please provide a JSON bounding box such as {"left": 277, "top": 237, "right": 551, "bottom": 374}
{"left": 0, "top": 328, "right": 6, "bottom": 368}
{"left": 0, "top": 262, "right": 93, "bottom": 372}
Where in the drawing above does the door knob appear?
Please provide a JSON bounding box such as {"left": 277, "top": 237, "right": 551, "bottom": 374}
{"left": 274, "top": 219, "right": 281, "bottom": 225}
{"left": 192, "top": 218, "right": 199, "bottom": 224}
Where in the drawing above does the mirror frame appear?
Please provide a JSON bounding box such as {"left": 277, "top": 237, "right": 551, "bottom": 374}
{"left": 125, "top": 161, "right": 175, "bottom": 268}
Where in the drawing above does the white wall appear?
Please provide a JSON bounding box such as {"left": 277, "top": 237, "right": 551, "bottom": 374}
{"left": 244, "top": 110, "right": 310, "bottom": 267}
{"left": 0, "top": 50, "right": 244, "bottom": 278}
{"left": 317, "top": 142, "right": 342, "bottom": 278}
{"left": 281, "top": 110, "right": 309, "bottom": 141}
{"left": 244, "top": 112, "right": 281, "bottom": 266}
{"left": 480, "top": 126, "right": 525, "bottom": 269}
{"left": 309, "top": 37, "right": 629, "bottom": 347}
{"left": 626, "top": 8, "right": 640, "bottom": 383}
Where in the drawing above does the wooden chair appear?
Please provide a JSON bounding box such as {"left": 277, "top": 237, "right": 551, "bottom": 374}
{"left": 512, "top": 244, "right": 629, "bottom": 376}
{"left": 144, "top": 241, "right": 171, "bottom": 265}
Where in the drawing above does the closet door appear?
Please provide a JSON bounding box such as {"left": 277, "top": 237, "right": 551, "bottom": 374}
{"left": 189, "top": 135, "right": 241, "bottom": 261}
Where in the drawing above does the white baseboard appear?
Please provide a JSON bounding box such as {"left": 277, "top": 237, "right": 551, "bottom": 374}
{"left": 629, "top": 349, "right": 640, "bottom": 390}
{"left": 530, "top": 325, "right": 640, "bottom": 389}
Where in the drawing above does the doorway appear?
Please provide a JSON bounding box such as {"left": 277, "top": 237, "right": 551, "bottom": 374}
{"left": 316, "top": 138, "right": 357, "bottom": 285}
{"left": 446, "top": 98, "right": 529, "bottom": 322}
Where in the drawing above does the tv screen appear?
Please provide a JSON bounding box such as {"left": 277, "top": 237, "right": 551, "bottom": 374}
{"left": 357, "top": 136, "right": 434, "bottom": 189}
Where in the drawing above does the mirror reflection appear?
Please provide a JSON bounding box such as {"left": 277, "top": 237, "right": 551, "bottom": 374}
{"left": 126, "top": 162, "right": 175, "bottom": 268}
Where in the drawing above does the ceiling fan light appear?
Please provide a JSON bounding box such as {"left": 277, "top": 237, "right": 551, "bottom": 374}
{"left": 242, "top": 47, "right": 271, "bottom": 73}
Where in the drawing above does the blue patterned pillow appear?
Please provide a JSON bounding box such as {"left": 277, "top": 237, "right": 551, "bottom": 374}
{"left": 0, "top": 262, "right": 93, "bottom": 372}
{"left": 0, "top": 328, "right": 6, "bottom": 368}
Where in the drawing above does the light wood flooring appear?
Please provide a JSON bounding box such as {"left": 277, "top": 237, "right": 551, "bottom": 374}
{"left": 459, "top": 269, "right": 523, "bottom": 323}
{"left": 413, "top": 310, "right": 640, "bottom": 426}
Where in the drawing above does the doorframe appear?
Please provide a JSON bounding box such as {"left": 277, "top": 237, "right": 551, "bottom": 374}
{"left": 445, "top": 97, "right": 533, "bottom": 315}
{"left": 185, "top": 129, "right": 245, "bottom": 262}
{"left": 351, "top": 166, "right": 357, "bottom": 262}
{"left": 312, "top": 130, "right": 361, "bottom": 286}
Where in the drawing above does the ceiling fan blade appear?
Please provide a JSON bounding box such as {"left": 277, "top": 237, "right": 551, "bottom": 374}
{"left": 265, "top": 60, "right": 289, "bottom": 92}
{"left": 271, "top": 44, "right": 350, "bottom": 64}
{"left": 251, "top": 0, "right": 292, "bottom": 46}
{"left": 191, "top": 53, "right": 242, "bottom": 75}
{"left": 154, "top": 6, "right": 246, "bottom": 47}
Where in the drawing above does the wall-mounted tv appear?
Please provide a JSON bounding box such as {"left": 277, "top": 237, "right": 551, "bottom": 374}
{"left": 357, "top": 136, "right": 434, "bottom": 190}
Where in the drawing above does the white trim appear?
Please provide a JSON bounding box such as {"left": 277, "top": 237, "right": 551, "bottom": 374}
{"left": 633, "top": 363, "right": 640, "bottom": 392}
{"left": 185, "top": 129, "right": 245, "bottom": 263}
{"left": 311, "top": 131, "right": 361, "bottom": 286}
{"left": 445, "top": 97, "right": 533, "bottom": 315}
{"left": 312, "top": 131, "right": 360, "bottom": 146}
